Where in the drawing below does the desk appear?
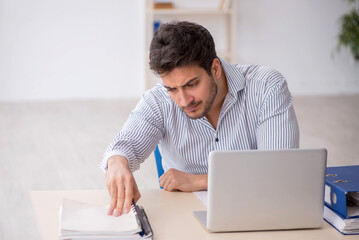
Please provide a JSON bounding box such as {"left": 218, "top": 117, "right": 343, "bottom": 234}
{"left": 31, "top": 189, "right": 356, "bottom": 240}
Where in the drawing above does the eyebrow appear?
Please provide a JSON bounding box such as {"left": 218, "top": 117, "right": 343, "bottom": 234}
{"left": 163, "top": 77, "right": 198, "bottom": 90}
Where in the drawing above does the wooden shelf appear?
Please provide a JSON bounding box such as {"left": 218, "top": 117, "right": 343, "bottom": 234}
{"left": 148, "top": 8, "right": 233, "bottom": 15}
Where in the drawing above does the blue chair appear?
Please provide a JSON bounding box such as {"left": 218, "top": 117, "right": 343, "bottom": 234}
{"left": 154, "top": 145, "right": 164, "bottom": 179}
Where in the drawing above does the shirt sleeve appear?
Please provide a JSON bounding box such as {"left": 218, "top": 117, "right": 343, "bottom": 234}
{"left": 256, "top": 78, "right": 300, "bottom": 149}
{"left": 99, "top": 91, "right": 165, "bottom": 172}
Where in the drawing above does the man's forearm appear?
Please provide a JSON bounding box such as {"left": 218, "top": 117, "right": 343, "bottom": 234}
{"left": 193, "top": 174, "right": 208, "bottom": 191}
{"left": 159, "top": 168, "right": 208, "bottom": 192}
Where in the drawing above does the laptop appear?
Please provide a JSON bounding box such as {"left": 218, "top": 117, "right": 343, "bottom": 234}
{"left": 194, "top": 148, "right": 327, "bottom": 232}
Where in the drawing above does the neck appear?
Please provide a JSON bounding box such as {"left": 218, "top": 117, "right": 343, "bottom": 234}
{"left": 206, "top": 71, "right": 228, "bottom": 129}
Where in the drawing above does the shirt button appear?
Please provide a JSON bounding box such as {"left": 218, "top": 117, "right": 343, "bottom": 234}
{"left": 215, "top": 138, "right": 219, "bottom": 142}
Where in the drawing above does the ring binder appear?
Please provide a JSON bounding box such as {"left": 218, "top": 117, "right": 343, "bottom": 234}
{"left": 324, "top": 165, "right": 359, "bottom": 235}
{"left": 325, "top": 165, "right": 359, "bottom": 218}
{"left": 133, "top": 202, "right": 154, "bottom": 238}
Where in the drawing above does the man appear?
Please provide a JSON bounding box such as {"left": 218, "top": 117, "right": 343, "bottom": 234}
{"left": 100, "top": 21, "right": 299, "bottom": 217}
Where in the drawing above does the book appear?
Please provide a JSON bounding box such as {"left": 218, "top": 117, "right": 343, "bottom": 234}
{"left": 153, "top": 1, "right": 174, "bottom": 9}
{"left": 59, "top": 198, "right": 153, "bottom": 239}
{"left": 153, "top": 21, "right": 161, "bottom": 35}
{"left": 325, "top": 165, "right": 359, "bottom": 218}
{"left": 324, "top": 204, "right": 359, "bottom": 235}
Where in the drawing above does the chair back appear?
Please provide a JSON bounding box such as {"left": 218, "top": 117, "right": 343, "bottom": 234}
{"left": 154, "top": 146, "right": 164, "bottom": 179}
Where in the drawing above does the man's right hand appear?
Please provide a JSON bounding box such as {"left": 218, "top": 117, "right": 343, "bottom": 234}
{"left": 105, "top": 155, "right": 141, "bottom": 217}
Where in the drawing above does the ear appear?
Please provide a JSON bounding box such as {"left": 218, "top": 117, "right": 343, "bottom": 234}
{"left": 211, "top": 58, "right": 222, "bottom": 80}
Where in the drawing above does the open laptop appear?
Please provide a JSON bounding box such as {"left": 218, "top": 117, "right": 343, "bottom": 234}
{"left": 194, "top": 148, "right": 327, "bottom": 232}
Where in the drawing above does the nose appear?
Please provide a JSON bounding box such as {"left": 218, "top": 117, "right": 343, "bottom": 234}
{"left": 178, "top": 89, "right": 193, "bottom": 107}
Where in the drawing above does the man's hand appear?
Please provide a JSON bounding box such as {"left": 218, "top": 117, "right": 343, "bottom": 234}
{"left": 105, "top": 156, "right": 141, "bottom": 217}
{"left": 159, "top": 168, "right": 207, "bottom": 192}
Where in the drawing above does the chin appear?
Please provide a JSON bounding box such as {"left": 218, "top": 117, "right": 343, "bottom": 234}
{"left": 185, "top": 111, "right": 205, "bottom": 120}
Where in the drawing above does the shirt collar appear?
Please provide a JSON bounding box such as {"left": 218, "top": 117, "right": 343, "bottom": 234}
{"left": 219, "top": 58, "right": 246, "bottom": 100}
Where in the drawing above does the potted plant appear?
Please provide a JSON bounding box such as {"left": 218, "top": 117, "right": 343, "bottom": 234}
{"left": 338, "top": 0, "right": 359, "bottom": 60}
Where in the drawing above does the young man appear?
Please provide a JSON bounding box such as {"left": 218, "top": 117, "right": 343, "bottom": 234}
{"left": 101, "top": 21, "right": 299, "bottom": 216}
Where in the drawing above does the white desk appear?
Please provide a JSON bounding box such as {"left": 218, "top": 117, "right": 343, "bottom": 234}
{"left": 30, "top": 189, "right": 356, "bottom": 240}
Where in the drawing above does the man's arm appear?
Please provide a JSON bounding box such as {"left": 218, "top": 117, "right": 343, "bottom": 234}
{"left": 257, "top": 79, "right": 299, "bottom": 149}
{"left": 159, "top": 168, "right": 208, "bottom": 192}
{"left": 100, "top": 91, "right": 165, "bottom": 174}
{"left": 101, "top": 91, "right": 166, "bottom": 214}
{"left": 105, "top": 155, "right": 141, "bottom": 216}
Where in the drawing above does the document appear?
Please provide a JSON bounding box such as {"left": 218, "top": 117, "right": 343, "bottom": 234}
{"left": 324, "top": 205, "right": 359, "bottom": 235}
{"left": 59, "top": 198, "right": 153, "bottom": 239}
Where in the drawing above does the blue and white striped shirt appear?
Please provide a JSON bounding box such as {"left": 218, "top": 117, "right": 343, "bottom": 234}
{"left": 100, "top": 59, "right": 299, "bottom": 173}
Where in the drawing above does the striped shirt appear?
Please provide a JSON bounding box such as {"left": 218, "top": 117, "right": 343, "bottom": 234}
{"left": 100, "top": 59, "right": 299, "bottom": 173}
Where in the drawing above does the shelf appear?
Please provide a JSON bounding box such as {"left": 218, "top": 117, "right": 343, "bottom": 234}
{"left": 148, "top": 8, "right": 233, "bottom": 15}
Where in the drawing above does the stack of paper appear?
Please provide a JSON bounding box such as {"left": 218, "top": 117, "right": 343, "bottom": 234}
{"left": 59, "top": 198, "right": 152, "bottom": 239}
{"left": 324, "top": 205, "right": 359, "bottom": 235}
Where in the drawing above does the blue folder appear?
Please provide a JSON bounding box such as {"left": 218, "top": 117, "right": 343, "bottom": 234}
{"left": 325, "top": 165, "right": 359, "bottom": 218}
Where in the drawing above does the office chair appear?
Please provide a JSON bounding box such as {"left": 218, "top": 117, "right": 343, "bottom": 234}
{"left": 154, "top": 145, "right": 164, "bottom": 180}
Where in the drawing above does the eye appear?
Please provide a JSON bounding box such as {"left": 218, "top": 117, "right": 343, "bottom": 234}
{"left": 166, "top": 88, "right": 177, "bottom": 93}
{"left": 186, "top": 81, "right": 198, "bottom": 88}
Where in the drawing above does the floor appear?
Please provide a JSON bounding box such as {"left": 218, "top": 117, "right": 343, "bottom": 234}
{"left": 0, "top": 95, "right": 358, "bottom": 239}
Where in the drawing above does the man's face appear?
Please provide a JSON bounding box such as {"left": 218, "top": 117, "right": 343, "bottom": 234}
{"left": 161, "top": 64, "right": 218, "bottom": 120}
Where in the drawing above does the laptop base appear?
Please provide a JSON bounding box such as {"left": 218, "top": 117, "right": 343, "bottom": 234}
{"left": 193, "top": 211, "right": 207, "bottom": 228}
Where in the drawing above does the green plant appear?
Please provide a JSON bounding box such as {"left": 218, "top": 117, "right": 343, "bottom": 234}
{"left": 338, "top": 0, "right": 359, "bottom": 60}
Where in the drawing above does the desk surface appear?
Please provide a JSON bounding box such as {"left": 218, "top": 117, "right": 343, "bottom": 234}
{"left": 30, "top": 189, "right": 356, "bottom": 240}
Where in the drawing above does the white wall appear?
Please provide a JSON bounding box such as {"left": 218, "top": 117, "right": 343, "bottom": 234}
{"left": 0, "top": 0, "right": 358, "bottom": 101}
{"left": 0, "top": 0, "right": 145, "bottom": 101}
{"left": 236, "top": 0, "right": 359, "bottom": 95}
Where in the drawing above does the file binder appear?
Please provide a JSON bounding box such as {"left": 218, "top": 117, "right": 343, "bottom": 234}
{"left": 325, "top": 165, "right": 359, "bottom": 218}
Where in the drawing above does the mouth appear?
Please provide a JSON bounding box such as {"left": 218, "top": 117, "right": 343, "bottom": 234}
{"left": 184, "top": 102, "right": 201, "bottom": 112}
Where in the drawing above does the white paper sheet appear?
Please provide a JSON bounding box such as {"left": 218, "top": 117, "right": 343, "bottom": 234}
{"left": 60, "top": 198, "right": 140, "bottom": 233}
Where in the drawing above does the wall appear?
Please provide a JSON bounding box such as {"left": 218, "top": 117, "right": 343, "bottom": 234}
{"left": 0, "top": 0, "right": 145, "bottom": 101}
{"left": 0, "top": 0, "right": 358, "bottom": 101}
{"left": 236, "top": 0, "right": 359, "bottom": 95}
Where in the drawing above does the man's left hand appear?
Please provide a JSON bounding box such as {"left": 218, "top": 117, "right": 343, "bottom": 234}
{"left": 159, "top": 168, "right": 207, "bottom": 192}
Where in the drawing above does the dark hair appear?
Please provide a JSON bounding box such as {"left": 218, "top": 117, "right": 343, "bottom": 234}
{"left": 149, "top": 21, "right": 217, "bottom": 75}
